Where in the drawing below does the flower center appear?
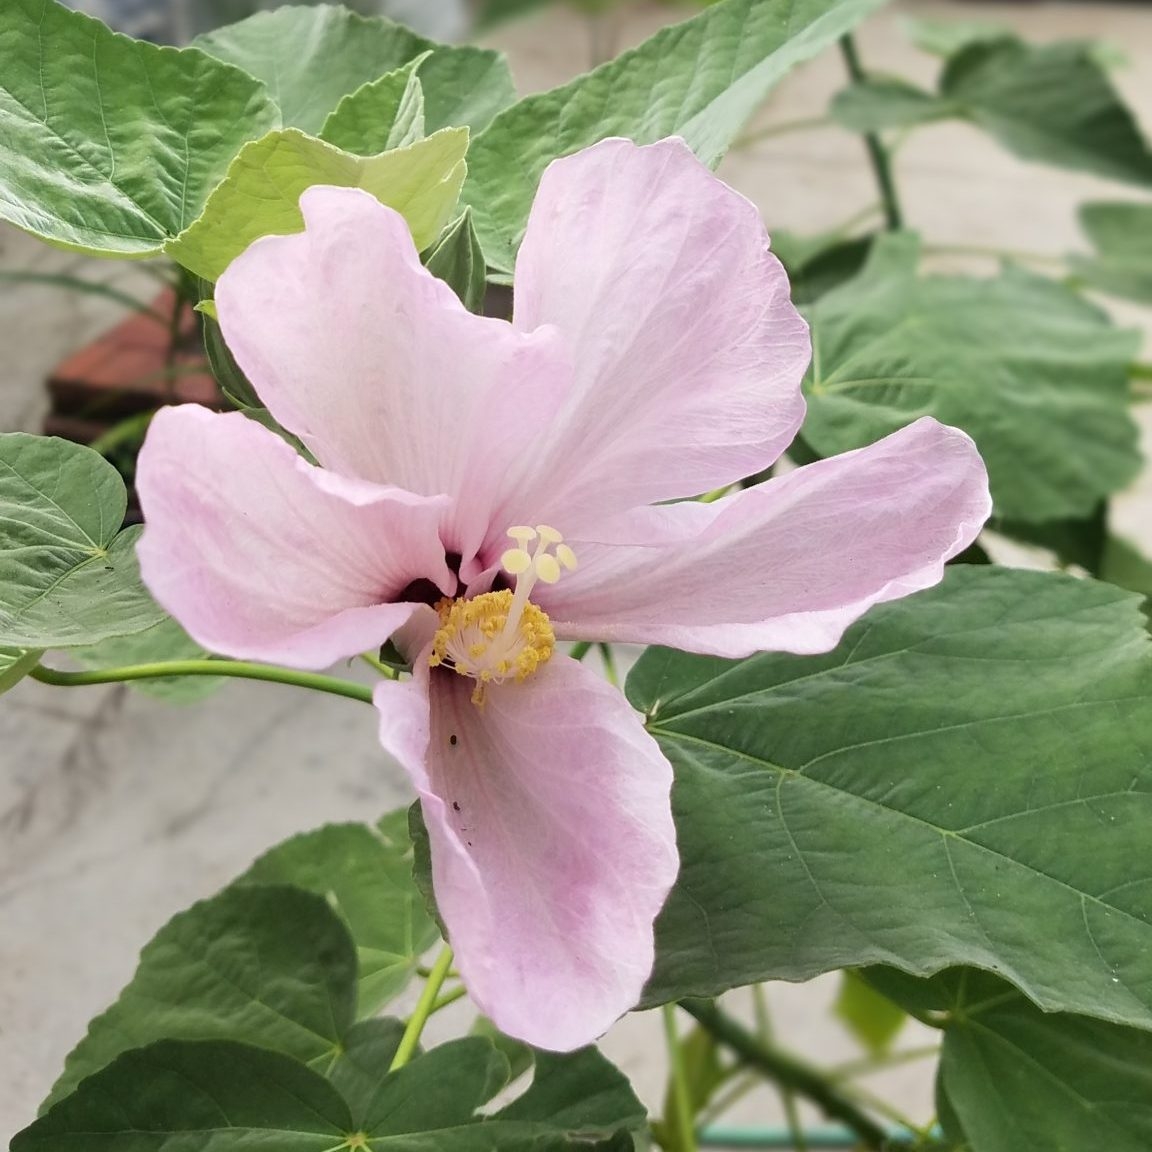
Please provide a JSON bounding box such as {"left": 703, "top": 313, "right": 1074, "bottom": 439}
{"left": 429, "top": 524, "right": 578, "bottom": 705}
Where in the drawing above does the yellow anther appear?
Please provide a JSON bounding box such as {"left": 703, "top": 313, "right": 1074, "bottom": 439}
{"left": 556, "top": 543, "right": 578, "bottom": 571}
{"left": 534, "top": 553, "right": 561, "bottom": 584}
{"left": 429, "top": 591, "right": 555, "bottom": 706}
{"left": 501, "top": 548, "right": 533, "bottom": 575}
{"left": 507, "top": 525, "right": 537, "bottom": 544}
{"left": 535, "top": 524, "right": 563, "bottom": 544}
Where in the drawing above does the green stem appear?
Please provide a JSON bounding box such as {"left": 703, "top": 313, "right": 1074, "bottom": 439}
{"left": 0, "top": 270, "right": 169, "bottom": 323}
{"left": 696, "top": 1069, "right": 759, "bottom": 1129}
{"left": 360, "top": 651, "right": 399, "bottom": 679}
{"left": 698, "top": 485, "right": 732, "bottom": 504}
{"left": 431, "top": 984, "right": 468, "bottom": 1013}
{"left": 391, "top": 945, "right": 455, "bottom": 1071}
{"left": 30, "top": 660, "right": 373, "bottom": 704}
{"left": 829, "top": 1043, "right": 941, "bottom": 1081}
{"left": 839, "top": 35, "right": 903, "bottom": 232}
{"left": 923, "top": 241, "right": 1066, "bottom": 267}
{"left": 599, "top": 643, "right": 619, "bottom": 688}
{"left": 569, "top": 641, "right": 593, "bottom": 662}
{"left": 752, "top": 987, "right": 805, "bottom": 1152}
{"left": 680, "top": 1000, "right": 888, "bottom": 1150}
{"left": 663, "top": 1004, "right": 699, "bottom": 1152}
{"left": 734, "top": 114, "right": 835, "bottom": 149}
{"left": 88, "top": 410, "right": 154, "bottom": 457}
{"left": 1130, "top": 362, "right": 1152, "bottom": 381}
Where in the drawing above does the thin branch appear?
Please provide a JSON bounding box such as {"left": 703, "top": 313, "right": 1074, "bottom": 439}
{"left": 680, "top": 999, "right": 889, "bottom": 1150}
{"left": 31, "top": 660, "right": 374, "bottom": 704}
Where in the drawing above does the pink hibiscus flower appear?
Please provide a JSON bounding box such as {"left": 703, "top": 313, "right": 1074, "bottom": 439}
{"left": 136, "top": 138, "right": 990, "bottom": 1051}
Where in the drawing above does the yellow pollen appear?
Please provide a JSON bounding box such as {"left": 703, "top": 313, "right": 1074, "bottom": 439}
{"left": 429, "top": 591, "right": 555, "bottom": 705}
{"left": 429, "top": 524, "right": 576, "bottom": 706}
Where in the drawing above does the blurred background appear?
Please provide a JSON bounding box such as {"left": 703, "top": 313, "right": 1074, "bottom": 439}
{"left": 3, "top": 0, "right": 1152, "bottom": 1146}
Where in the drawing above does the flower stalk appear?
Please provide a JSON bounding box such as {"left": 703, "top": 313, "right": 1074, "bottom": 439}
{"left": 679, "top": 999, "right": 889, "bottom": 1150}
{"left": 390, "top": 945, "right": 455, "bottom": 1071}
{"left": 662, "top": 1004, "right": 699, "bottom": 1152}
{"left": 839, "top": 34, "right": 904, "bottom": 232}
{"left": 30, "top": 660, "right": 374, "bottom": 703}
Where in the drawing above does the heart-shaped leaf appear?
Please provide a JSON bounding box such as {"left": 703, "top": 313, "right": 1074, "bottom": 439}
{"left": 803, "top": 233, "right": 1140, "bottom": 521}
{"left": 630, "top": 566, "right": 1152, "bottom": 1034}
{"left": 0, "top": 434, "right": 165, "bottom": 648}
{"left": 0, "top": 0, "right": 278, "bottom": 257}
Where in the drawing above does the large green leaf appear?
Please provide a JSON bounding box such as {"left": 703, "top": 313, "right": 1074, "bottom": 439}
{"left": 239, "top": 821, "right": 440, "bottom": 1015}
{"left": 832, "top": 34, "right": 1152, "bottom": 188}
{"left": 0, "top": 434, "right": 165, "bottom": 648}
{"left": 0, "top": 0, "right": 278, "bottom": 257}
{"left": 44, "top": 885, "right": 357, "bottom": 1110}
{"left": 941, "top": 38, "right": 1152, "bottom": 186}
{"left": 803, "top": 233, "right": 1140, "bottom": 521}
{"left": 463, "top": 0, "right": 888, "bottom": 271}
{"left": 165, "top": 127, "right": 468, "bottom": 281}
{"left": 1072, "top": 201, "right": 1152, "bottom": 305}
{"left": 629, "top": 566, "right": 1152, "bottom": 1032}
{"left": 19, "top": 1036, "right": 643, "bottom": 1151}
{"left": 195, "top": 6, "right": 514, "bottom": 135}
{"left": 868, "top": 968, "right": 1152, "bottom": 1152}
{"left": 17, "top": 1042, "right": 353, "bottom": 1152}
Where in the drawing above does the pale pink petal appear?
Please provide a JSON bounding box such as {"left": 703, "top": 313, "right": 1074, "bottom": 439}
{"left": 538, "top": 418, "right": 991, "bottom": 657}
{"left": 374, "top": 655, "right": 678, "bottom": 1051}
{"left": 215, "top": 186, "right": 571, "bottom": 563}
{"left": 506, "top": 136, "right": 810, "bottom": 533}
{"left": 136, "top": 405, "right": 454, "bottom": 668}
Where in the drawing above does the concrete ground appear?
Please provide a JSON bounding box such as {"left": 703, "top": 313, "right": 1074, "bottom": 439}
{"left": 3, "top": 0, "right": 1152, "bottom": 1142}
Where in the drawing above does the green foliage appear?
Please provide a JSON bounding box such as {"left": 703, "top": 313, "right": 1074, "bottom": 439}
{"left": 942, "top": 38, "right": 1152, "bottom": 186}
{"left": 834, "top": 971, "right": 906, "bottom": 1056}
{"left": 833, "top": 32, "right": 1152, "bottom": 188}
{"left": 203, "top": 307, "right": 262, "bottom": 408}
{"left": 831, "top": 78, "right": 950, "bottom": 134}
{"left": 868, "top": 968, "right": 1152, "bottom": 1151}
{"left": 769, "top": 229, "right": 874, "bottom": 306}
{"left": 238, "top": 820, "right": 440, "bottom": 1015}
{"left": 901, "top": 15, "right": 1010, "bottom": 59}
{"left": 0, "top": 0, "right": 278, "bottom": 257}
{"left": 321, "top": 56, "right": 429, "bottom": 154}
{"left": 424, "top": 209, "right": 488, "bottom": 312}
{"left": 165, "top": 127, "right": 468, "bottom": 281}
{"left": 652, "top": 1027, "right": 728, "bottom": 1150}
{"left": 0, "top": 434, "right": 165, "bottom": 648}
{"left": 1072, "top": 201, "right": 1152, "bottom": 305}
{"left": 16, "top": 1041, "right": 355, "bottom": 1152}
{"left": 20, "top": 1034, "right": 645, "bottom": 1151}
{"left": 463, "top": 0, "right": 888, "bottom": 270}
{"left": 629, "top": 566, "right": 1152, "bottom": 1032}
{"left": 195, "top": 5, "right": 515, "bottom": 135}
{"left": 802, "top": 233, "right": 1140, "bottom": 521}
{"left": 44, "top": 885, "right": 359, "bottom": 1109}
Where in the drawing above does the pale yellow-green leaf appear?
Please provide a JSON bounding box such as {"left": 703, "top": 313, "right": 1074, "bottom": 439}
{"left": 165, "top": 126, "right": 468, "bottom": 281}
